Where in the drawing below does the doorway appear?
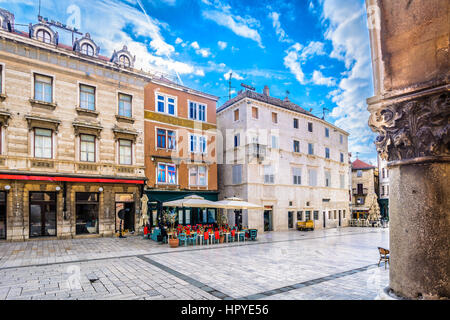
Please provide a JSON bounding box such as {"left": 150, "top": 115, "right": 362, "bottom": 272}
{"left": 323, "top": 211, "right": 326, "bottom": 228}
{"left": 76, "top": 192, "right": 99, "bottom": 235}
{"left": 235, "top": 210, "right": 242, "bottom": 229}
{"left": 264, "top": 210, "right": 273, "bottom": 231}
{"left": 29, "top": 192, "right": 57, "bottom": 237}
{"left": 115, "top": 193, "right": 135, "bottom": 232}
{"left": 0, "top": 192, "right": 6, "bottom": 239}
{"left": 338, "top": 210, "right": 342, "bottom": 227}
{"left": 288, "top": 211, "right": 294, "bottom": 229}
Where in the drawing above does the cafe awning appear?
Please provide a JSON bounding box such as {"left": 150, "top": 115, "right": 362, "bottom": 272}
{"left": 214, "top": 197, "right": 263, "bottom": 210}
{"left": 163, "top": 195, "right": 224, "bottom": 208}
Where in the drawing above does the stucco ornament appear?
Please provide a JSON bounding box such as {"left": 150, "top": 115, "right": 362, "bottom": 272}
{"left": 369, "top": 92, "right": 450, "bottom": 161}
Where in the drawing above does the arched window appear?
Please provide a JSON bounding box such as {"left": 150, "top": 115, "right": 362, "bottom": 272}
{"left": 36, "top": 29, "right": 52, "bottom": 44}
{"left": 81, "top": 43, "right": 94, "bottom": 56}
{"left": 119, "top": 55, "right": 130, "bottom": 67}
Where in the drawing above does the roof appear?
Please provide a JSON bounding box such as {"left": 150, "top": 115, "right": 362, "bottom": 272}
{"left": 217, "top": 90, "right": 318, "bottom": 119}
{"left": 352, "top": 159, "right": 376, "bottom": 170}
{"left": 150, "top": 75, "right": 219, "bottom": 101}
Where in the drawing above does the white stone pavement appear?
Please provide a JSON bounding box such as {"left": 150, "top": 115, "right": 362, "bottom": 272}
{"left": 0, "top": 227, "right": 389, "bottom": 300}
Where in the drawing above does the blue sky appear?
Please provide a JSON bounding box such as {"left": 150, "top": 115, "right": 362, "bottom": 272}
{"left": 2, "top": 0, "right": 378, "bottom": 164}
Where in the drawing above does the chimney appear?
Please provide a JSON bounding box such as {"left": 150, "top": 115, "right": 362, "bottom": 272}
{"left": 263, "top": 85, "right": 270, "bottom": 96}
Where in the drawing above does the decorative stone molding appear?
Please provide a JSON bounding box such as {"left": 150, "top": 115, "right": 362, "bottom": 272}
{"left": 75, "top": 107, "right": 99, "bottom": 117}
{"left": 112, "top": 126, "right": 138, "bottom": 142}
{"left": 0, "top": 109, "right": 11, "bottom": 127}
{"left": 25, "top": 114, "right": 61, "bottom": 132}
{"left": 29, "top": 23, "right": 58, "bottom": 45}
{"left": 72, "top": 121, "right": 103, "bottom": 138}
{"left": 29, "top": 98, "right": 57, "bottom": 110}
{"left": 369, "top": 91, "right": 449, "bottom": 162}
{"left": 73, "top": 33, "right": 100, "bottom": 57}
{"left": 110, "top": 45, "right": 136, "bottom": 68}
{"left": 115, "top": 114, "right": 135, "bottom": 124}
{"left": 0, "top": 93, "right": 7, "bottom": 101}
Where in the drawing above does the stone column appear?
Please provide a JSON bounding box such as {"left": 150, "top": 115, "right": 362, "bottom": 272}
{"left": 366, "top": 0, "right": 449, "bottom": 299}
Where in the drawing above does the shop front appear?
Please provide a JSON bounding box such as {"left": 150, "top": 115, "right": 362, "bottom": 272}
{"left": 145, "top": 190, "right": 218, "bottom": 228}
{"left": 0, "top": 174, "right": 144, "bottom": 241}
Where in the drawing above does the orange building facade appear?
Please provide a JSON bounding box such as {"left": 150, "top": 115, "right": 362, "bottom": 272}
{"left": 143, "top": 78, "right": 219, "bottom": 226}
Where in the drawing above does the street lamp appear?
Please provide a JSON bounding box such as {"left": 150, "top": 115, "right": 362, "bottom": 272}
{"left": 4, "top": 185, "right": 11, "bottom": 191}
{"left": 98, "top": 187, "right": 104, "bottom": 192}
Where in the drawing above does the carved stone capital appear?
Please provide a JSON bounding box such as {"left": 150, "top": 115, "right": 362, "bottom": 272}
{"left": 369, "top": 91, "right": 449, "bottom": 162}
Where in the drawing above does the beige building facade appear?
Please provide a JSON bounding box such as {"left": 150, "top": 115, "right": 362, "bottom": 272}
{"left": 0, "top": 9, "right": 151, "bottom": 240}
{"left": 351, "top": 159, "right": 378, "bottom": 219}
{"left": 217, "top": 87, "right": 350, "bottom": 232}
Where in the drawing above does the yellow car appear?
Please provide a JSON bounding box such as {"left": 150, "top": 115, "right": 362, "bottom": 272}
{"left": 297, "top": 220, "right": 314, "bottom": 231}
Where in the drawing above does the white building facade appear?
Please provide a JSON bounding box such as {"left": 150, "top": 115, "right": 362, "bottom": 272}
{"left": 217, "top": 87, "right": 350, "bottom": 232}
{"left": 377, "top": 154, "right": 390, "bottom": 220}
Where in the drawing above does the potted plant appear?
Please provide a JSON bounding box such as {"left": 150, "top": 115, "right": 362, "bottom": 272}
{"left": 164, "top": 209, "right": 179, "bottom": 248}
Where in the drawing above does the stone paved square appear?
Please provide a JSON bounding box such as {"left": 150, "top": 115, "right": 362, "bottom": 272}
{"left": 0, "top": 228, "right": 389, "bottom": 300}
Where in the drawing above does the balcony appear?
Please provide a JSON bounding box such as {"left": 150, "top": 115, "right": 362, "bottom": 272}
{"left": 246, "top": 143, "right": 266, "bottom": 161}
{"left": 353, "top": 188, "right": 368, "bottom": 196}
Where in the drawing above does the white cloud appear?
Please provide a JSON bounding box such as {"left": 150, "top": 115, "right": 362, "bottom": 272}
{"left": 224, "top": 70, "right": 244, "bottom": 80}
{"left": 190, "top": 41, "right": 200, "bottom": 50}
{"left": 268, "top": 11, "right": 292, "bottom": 43}
{"left": 283, "top": 43, "right": 306, "bottom": 84}
{"left": 218, "top": 41, "right": 228, "bottom": 50}
{"left": 201, "top": 1, "right": 263, "bottom": 48}
{"left": 312, "top": 70, "right": 336, "bottom": 86}
{"left": 300, "top": 41, "right": 325, "bottom": 60}
{"left": 175, "top": 37, "right": 183, "bottom": 44}
{"left": 320, "top": 0, "right": 376, "bottom": 160}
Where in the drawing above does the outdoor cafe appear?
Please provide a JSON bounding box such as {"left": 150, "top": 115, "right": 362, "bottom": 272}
{"left": 143, "top": 195, "right": 262, "bottom": 248}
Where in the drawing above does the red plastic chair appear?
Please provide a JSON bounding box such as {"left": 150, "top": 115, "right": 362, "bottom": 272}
{"left": 231, "top": 229, "right": 236, "bottom": 242}
{"left": 214, "top": 231, "right": 220, "bottom": 244}
{"left": 204, "top": 231, "right": 209, "bottom": 245}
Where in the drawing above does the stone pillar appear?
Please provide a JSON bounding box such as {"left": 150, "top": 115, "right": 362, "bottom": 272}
{"left": 366, "top": 0, "right": 449, "bottom": 299}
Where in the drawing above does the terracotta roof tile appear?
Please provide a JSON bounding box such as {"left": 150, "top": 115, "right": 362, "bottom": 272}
{"left": 352, "top": 159, "right": 375, "bottom": 170}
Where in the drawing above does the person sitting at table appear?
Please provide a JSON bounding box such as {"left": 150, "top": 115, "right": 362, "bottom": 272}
{"left": 160, "top": 226, "right": 168, "bottom": 243}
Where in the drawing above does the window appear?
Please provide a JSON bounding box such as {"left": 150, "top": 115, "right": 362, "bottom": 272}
{"left": 157, "top": 129, "right": 176, "bottom": 150}
{"left": 272, "top": 112, "right": 278, "bottom": 124}
{"left": 119, "top": 55, "right": 130, "bottom": 67}
{"left": 81, "top": 43, "right": 94, "bottom": 56}
{"left": 334, "top": 210, "right": 337, "bottom": 219}
{"left": 156, "top": 94, "right": 176, "bottom": 116}
{"left": 157, "top": 163, "right": 177, "bottom": 184}
{"left": 75, "top": 193, "right": 99, "bottom": 235}
{"left": 264, "top": 165, "right": 274, "bottom": 184}
{"left": 325, "top": 147, "right": 330, "bottom": 159}
{"left": 34, "top": 74, "right": 52, "bottom": 103}
{"left": 189, "top": 134, "right": 207, "bottom": 153}
{"left": 252, "top": 107, "right": 258, "bottom": 119}
{"left": 232, "top": 165, "right": 242, "bottom": 184}
{"left": 189, "top": 166, "right": 207, "bottom": 186}
{"left": 314, "top": 211, "right": 319, "bottom": 221}
{"left": 381, "top": 186, "right": 385, "bottom": 196}
{"left": 305, "top": 211, "right": 311, "bottom": 220}
{"left": 293, "top": 167, "right": 301, "bottom": 185}
{"left": 387, "top": 185, "right": 389, "bottom": 195}
{"left": 118, "top": 139, "right": 132, "bottom": 165}
{"left": 271, "top": 135, "right": 279, "bottom": 149}
{"left": 308, "top": 168, "right": 317, "bottom": 186}
{"left": 343, "top": 210, "right": 346, "bottom": 218}
{"left": 325, "top": 171, "right": 331, "bottom": 187}
{"left": 34, "top": 128, "right": 52, "bottom": 159}
{"left": 329, "top": 211, "right": 332, "bottom": 219}
{"left": 308, "top": 143, "right": 314, "bottom": 155}
{"left": 293, "top": 140, "right": 300, "bottom": 153}
{"left": 234, "top": 109, "right": 239, "bottom": 121}
{"left": 325, "top": 128, "right": 329, "bottom": 137}
{"left": 308, "top": 122, "right": 313, "bottom": 132}
{"left": 189, "top": 101, "right": 206, "bottom": 121}
{"left": 234, "top": 134, "right": 240, "bottom": 147}
{"left": 297, "top": 211, "right": 303, "bottom": 221}
{"left": 80, "top": 134, "right": 95, "bottom": 162}
{"left": 118, "top": 93, "right": 132, "bottom": 117}
{"left": 340, "top": 153, "right": 344, "bottom": 163}
{"left": 340, "top": 134, "right": 343, "bottom": 144}
{"left": 0, "top": 65, "right": 3, "bottom": 94}
{"left": 293, "top": 118, "right": 299, "bottom": 129}
{"left": 340, "top": 174, "right": 345, "bottom": 189}
{"left": 357, "top": 170, "right": 362, "bottom": 177}
{"left": 79, "top": 84, "right": 95, "bottom": 110}
{"left": 36, "top": 29, "right": 51, "bottom": 43}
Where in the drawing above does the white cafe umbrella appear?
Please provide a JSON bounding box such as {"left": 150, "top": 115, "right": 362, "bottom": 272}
{"left": 214, "top": 197, "right": 263, "bottom": 210}
{"left": 163, "top": 195, "right": 224, "bottom": 208}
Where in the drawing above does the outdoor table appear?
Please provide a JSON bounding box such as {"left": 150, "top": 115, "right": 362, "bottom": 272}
{"left": 197, "top": 234, "right": 204, "bottom": 245}
{"left": 224, "top": 232, "right": 230, "bottom": 243}
{"left": 237, "top": 231, "right": 245, "bottom": 242}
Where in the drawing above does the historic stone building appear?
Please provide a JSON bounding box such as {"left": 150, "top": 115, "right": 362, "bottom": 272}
{"left": 217, "top": 86, "right": 350, "bottom": 231}
{"left": 366, "top": 0, "right": 449, "bottom": 298}
{"left": 0, "top": 9, "right": 151, "bottom": 240}
{"left": 143, "top": 77, "right": 219, "bottom": 226}
{"left": 377, "top": 154, "right": 389, "bottom": 220}
{"left": 351, "top": 159, "right": 378, "bottom": 219}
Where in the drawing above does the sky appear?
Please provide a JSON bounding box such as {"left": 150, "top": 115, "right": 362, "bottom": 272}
{"left": 1, "top": 0, "right": 378, "bottom": 164}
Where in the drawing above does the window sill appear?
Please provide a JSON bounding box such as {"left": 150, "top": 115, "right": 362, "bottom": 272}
{"left": 76, "top": 107, "right": 99, "bottom": 117}
{"left": 115, "top": 114, "right": 135, "bottom": 123}
{"left": 29, "top": 99, "right": 57, "bottom": 110}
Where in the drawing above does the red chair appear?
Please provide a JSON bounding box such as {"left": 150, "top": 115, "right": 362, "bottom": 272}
{"left": 204, "top": 231, "right": 209, "bottom": 245}
{"left": 231, "top": 229, "right": 236, "bottom": 242}
{"left": 214, "top": 231, "right": 220, "bottom": 244}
